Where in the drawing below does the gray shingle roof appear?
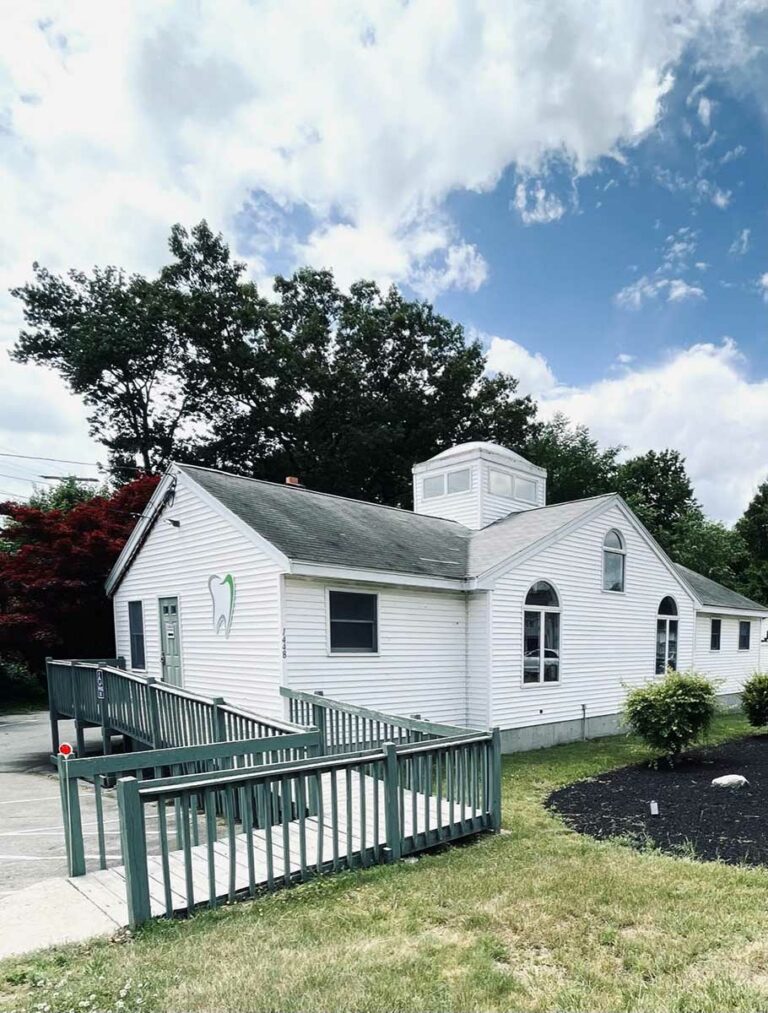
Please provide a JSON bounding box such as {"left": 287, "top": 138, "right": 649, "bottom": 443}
{"left": 177, "top": 464, "right": 471, "bottom": 579}
{"left": 674, "top": 563, "right": 767, "bottom": 613}
{"left": 469, "top": 495, "right": 615, "bottom": 575}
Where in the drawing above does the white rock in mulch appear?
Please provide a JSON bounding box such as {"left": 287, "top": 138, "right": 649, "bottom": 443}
{"left": 711, "top": 774, "right": 749, "bottom": 788}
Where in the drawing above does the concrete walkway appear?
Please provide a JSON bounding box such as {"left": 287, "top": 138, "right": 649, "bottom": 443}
{"left": 0, "top": 710, "right": 125, "bottom": 959}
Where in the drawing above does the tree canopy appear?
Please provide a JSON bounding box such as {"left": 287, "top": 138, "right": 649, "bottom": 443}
{"left": 10, "top": 219, "right": 768, "bottom": 607}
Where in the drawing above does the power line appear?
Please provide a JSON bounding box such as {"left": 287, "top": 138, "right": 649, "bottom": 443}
{"left": 0, "top": 451, "right": 101, "bottom": 467}
{"left": 0, "top": 472, "right": 57, "bottom": 486}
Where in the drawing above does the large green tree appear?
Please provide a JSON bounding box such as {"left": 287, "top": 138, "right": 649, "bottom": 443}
{"left": 526, "top": 414, "right": 620, "bottom": 505}
{"left": 615, "top": 449, "right": 698, "bottom": 553}
{"left": 735, "top": 480, "right": 768, "bottom": 605}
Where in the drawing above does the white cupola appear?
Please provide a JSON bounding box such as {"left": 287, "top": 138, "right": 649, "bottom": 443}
{"left": 412, "top": 442, "right": 547, "bottom": 530}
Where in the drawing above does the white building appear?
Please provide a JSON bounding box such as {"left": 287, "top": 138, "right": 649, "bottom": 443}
{"left": 106, "top": 442, "right": 767, "bottom": 750}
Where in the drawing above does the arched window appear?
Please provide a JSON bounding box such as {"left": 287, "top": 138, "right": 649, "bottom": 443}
{"left": 655, "top": 597, "right": 678, "bottom": 673}
{"left": 603, "top": 529, "right": 625, "bottom": 592}
{"left": 523, "top": 581, "right": 560, "bottom": 685}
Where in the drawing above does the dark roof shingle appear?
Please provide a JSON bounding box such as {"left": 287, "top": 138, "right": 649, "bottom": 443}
{"left": 178, "top": 464, "right": 471, "bottom": 579}
{"left": 675, "top": 563, "right": 767, "bottom": 613}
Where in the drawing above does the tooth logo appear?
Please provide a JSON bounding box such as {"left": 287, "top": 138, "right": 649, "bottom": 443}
{"left": 208, "top": 574, "right": 236, "bottom": 638}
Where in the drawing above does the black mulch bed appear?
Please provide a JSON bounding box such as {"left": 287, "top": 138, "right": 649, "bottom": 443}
{"left": 546, "top": 735, "right": 768, "bottom": 867}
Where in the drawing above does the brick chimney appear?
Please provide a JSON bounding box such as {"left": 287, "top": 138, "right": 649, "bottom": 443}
{"left": 285, "top": 476, "right": 301, "bottom": 486}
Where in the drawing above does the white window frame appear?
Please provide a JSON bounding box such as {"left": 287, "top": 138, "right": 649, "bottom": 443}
{"left": 738, "top": 620, "right": 751, "bottom": 651}
{"left": 602, "top": 529, "right": 626, "bottom": 594}
{"left": 489, "top": 468, "right": 514, "bottom": 499}
{"left": 710, "top": 617, "right": 722, "bottom": 652}
{"left": 127, "top": 599, "right": 146, "bottom": 671}
{"left": 325, "top": 586, "right": 380, "bottom": 657}
{"left": 521, "top": 580, "right": 561, "bottom": 688}
{"left": 422, "top": 468, "right": 471, "bottom": 500}
{"left": 514, "top": 475, "right": 538, "bottom": 504}
{"left": 655, "top": 597, "right": 679, "bottom": 674}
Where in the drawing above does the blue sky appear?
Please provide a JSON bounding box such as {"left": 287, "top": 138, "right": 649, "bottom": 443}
{"left": 0, "top": 1, "right": 767, "bottom": 521}
{"left": 435, "top": 59, "right": 768, "bottom": 387}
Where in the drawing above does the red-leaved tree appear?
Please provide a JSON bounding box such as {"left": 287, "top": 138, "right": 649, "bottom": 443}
{"left": 0, "top": 475, "right": 159, "bottom": 680}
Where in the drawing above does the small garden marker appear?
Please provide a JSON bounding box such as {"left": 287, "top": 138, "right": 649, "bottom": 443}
{"left": 649, "top": 800, "right": 659, "bottom": 816}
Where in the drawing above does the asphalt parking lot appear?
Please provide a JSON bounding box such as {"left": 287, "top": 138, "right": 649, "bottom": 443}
{"left": 0, "top": 710, "right": 119, "bottom": 896}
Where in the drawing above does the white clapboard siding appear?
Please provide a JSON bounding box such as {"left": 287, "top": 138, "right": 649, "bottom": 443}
{"left": 283, "top": 577, "right": 468, "bottom": 725}
{"left": 413, "top": 461, "right": 483, "bottom": 529}
{"left": 489, "top": 501, "right": 698, "bottom": 730}
{"left": 113, "top": 476, "right": 284, "bottom": 717}
{"left": 692, "top": 613, "right": 763, "bottom": 692}
{"left": 466, "top": 592, "right": 491, "bottom": 728}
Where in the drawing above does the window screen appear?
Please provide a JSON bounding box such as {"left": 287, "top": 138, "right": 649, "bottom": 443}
{"left": 329, "top": 591, "right": 378, "bottom": 653}
{"left": 128, "top": 600, "right": 146, "bottom": 670}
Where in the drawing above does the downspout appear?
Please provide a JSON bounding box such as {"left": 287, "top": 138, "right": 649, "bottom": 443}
{"left": 464, "top": 593, "right": 470, "bottom": 728}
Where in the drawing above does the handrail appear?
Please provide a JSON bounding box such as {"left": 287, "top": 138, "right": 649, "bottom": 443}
{"left": 116, "top": 726, "right": 500, "bottom": 927}
{"left": 280, "top": 686, "right": 468, "bottom": 737}
{"left": 47, "top": 658, "right": 308, "bottom": 757}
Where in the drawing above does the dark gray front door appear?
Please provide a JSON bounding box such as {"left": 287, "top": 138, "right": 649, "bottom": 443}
{"left": 159, "top": 597, "right": 182, "bottom": 686}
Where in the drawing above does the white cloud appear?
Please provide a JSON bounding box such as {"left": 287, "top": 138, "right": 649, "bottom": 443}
{"left": 729, "top": 228, "right": 751, "bottom": 255}
{"left": 697, "top": 95, "right": 714, "bottom": 128}
{"left": 760, "top": 273, "right": 768, "bottom": 302}
{"left": 512, "top": 181, "right": 566, "bottom": 226}
{"left": 487, "top": 336, "right": 768, "bottom": 523}
{"left": 615, "top": 275, "right": 704, "bottom": 309}
{"left": 721, "top": 144, "right": 747, "bottom": 163}
{"left": 0, "top": 0, "right": 764, "bottom": 471}
{"left": 483, "top": 334, "right": 558, "bottom": 397}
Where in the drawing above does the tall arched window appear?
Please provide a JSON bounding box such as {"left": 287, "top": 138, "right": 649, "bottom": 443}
{"left": 655, "top": 596, "right": 678, "bottom": 674}
{"left": 523, "top": 581, "right": 560, "bottom": 685}
{"left": 603, "top": 530, "right": 625, "bottom": 592}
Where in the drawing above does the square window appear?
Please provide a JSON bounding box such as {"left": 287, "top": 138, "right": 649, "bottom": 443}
{"left": 489, "top": 469, "right": 513, "bottom": 498}
{"left": 423, "top": 475, "right": 444, "bottom": 499}
{"left": 514, "top": 476, "right": 537, "bottom": 504}
{"left": 446, "top": 469, "right": 470, "bottom": 494}
{"left": 329, "top": 591, "right": 378, "bottom": 653}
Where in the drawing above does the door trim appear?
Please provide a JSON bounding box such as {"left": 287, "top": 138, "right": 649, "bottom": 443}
{"left": 158, "top": 595, "right": 183, "bottom": 686}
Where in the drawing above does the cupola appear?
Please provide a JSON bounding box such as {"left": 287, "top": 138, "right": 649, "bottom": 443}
{"left": 412, "top": 442, "right": 546, "bottom": 529}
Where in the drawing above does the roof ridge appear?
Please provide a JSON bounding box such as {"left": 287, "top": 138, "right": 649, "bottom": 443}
{"left": 174, "top": 461, "right": 472, "bottom": 531}
{"left": 476, "top": 491, "right": 617, "bottom": 532}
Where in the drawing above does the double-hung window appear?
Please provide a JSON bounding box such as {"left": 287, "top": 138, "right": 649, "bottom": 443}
{"left": 128, "top": 600, "right": 146, "bottom": 670}
{"left": 710, "top": 618, "right": 721, "bottom": 651}
{"left": 328, "top": 591, "right": 378, "bottom": 654}
{"left": 523, "top": 581, "right": 560, "bottom": 685}
{"left": 739, "top": 621, "right": 751, "bottom": 651}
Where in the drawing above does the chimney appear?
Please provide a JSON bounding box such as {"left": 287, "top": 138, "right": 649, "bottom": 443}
{"left": 285, "top": 476, "right": 301, "bottom": 486}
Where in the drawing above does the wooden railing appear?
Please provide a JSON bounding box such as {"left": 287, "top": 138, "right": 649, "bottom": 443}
{"left": 116, "top": 729, "right": 501, "bottom": 927}
{"left": 47, "top": 659, "right": 305, "bottom": 756}
{"left": 281, "top": 687, "right": 469, "bottom": 754}
{"left": 56, "top": 730, "right": 322, "bottom": 877}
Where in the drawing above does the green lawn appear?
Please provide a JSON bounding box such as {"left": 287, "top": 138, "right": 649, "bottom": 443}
{"left": 4, "top": 713, "right": 768, "bottom": 1013}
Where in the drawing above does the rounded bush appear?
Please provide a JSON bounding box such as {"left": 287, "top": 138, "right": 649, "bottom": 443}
{"left": 741, "top": 672, "right": 768, "bottom": 728}
{"left": 624, "top": 670, "right": 717, "bottom": 760}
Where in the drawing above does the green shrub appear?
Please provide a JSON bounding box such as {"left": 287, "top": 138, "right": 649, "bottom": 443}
{"left": 741, "top": 672, "right": 768, "bottom": 728}
{"left": 624, "top": 670, "right": 716, "bottom": 760}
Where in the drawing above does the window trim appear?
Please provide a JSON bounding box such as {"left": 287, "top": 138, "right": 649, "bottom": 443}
{"left": 602, "top": 529, "right": 626, "bottom": 594}
{"left": 655, "top": 596, "right": 679, "bottom": 675}
{"left": 325, "top": 587, "right": 380, "bottom": 657}
{"left": 127, "top": 599, "right": 146, "bottom": 671}
{"left": 710, "top": 617, "right": 722, "bottom": 652}
{"left": 738, "top": 620, "right": 751, "bottom": 652}
{"left": 521, "top": 580, "right": 561, "bottom": 688}
{"left": 422, "top": 468, "right": 471, "bottom": 500}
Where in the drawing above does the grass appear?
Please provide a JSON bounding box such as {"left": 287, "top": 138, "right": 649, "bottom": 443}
{"left": 4, "top": 712, "right": 768, "bottom": 1013}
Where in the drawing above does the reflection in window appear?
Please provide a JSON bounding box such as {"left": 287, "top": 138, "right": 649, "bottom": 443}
{"left": 523, "top": 581, "right": 560, "bottom": 685}
{"left": 603, "top": 530, "right": 625, "bottom": 592}
{"left": 655, "top": 597, "right": 678, "bottom": 674}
